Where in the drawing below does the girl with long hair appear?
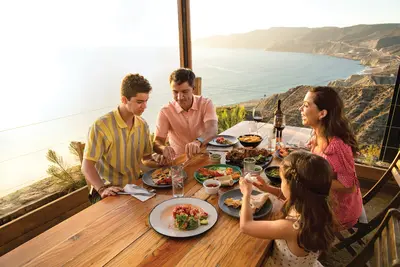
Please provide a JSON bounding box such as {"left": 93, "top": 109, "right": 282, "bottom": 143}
{"left": 240, "top": 151, "right": 336, "bottom": 266}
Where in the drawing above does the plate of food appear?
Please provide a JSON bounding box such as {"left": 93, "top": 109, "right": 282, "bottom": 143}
{"left": 275, "top": 147, "right": 295, "bottom": 159}
{"left": 225, "top": 148, "right": 273, "bottom": 168}
{"left": 142, "top": 167, "right": 188, "bottom": 188}
{"left": 194, "top": 164, "right": 242, "bottom": 186}
{"left": 208, "top": 135, "right": 238, "bottom": 147}
{"left": 149, "top": 197, "right": 218, "bottom": 238}
{"left": 218, "top": 189, "right": 272, "bottom": 219}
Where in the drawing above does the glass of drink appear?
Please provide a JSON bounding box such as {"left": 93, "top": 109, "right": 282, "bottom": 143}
{"left": 171, "top": 166, "right": 184, "bottom": 197}
{"left": 252, "top": 107, "right": 263, "bottom": 134}
{"left": 243, "top": 157, "right": 256, "bottom": 175}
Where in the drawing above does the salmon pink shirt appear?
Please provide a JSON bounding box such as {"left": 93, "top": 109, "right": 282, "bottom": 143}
{"left": 311, "top": 136, "right": 362, "bottom": 228}
{"left": 155, "top": 95, "right": 218, "bottom": 155}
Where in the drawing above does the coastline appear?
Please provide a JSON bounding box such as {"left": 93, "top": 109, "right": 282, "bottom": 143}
{"left": 220, "top": 48, "right": 398, "bottom": 109}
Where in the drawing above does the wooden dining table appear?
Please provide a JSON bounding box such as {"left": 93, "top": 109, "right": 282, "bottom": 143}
{"left": 0, "top": 121, "right": 311, "bottom": 267}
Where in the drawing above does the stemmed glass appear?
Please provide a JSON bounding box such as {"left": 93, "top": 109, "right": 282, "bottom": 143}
{"left": 252, "top": 106, "right": 263, "bottom": 134}
{"left": 274, "top": 114, "right": 286, "bottom": 142}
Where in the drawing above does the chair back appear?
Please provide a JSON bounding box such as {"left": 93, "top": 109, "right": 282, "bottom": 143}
{"left": 70, "top": 141, "right": 93, "bottom": 194}
{"left": 347, "top": 208, "right": 400, "bottom": 267}
{"left": 363, "top": 150, "right": 400, "bottom": 204}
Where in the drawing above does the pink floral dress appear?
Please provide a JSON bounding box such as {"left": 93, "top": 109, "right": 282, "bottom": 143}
{"left": 311, "top": 136, "right": 362, "bottom": 228}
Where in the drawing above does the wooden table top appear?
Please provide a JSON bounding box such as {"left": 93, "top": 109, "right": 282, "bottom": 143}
{"left": 0, "top": 121, "right": 311, "bottom": 267}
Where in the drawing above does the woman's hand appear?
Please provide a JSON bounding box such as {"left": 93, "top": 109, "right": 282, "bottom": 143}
{"left": 239, "top": 177, "right": 253, "bottom": 197}
{"left": 252, "top": 175, "right": 269, "bottom": 192}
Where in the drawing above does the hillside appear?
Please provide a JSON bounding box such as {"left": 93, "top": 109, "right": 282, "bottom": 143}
{"left": 232, "top": 85, "right": 393, "bottom": 146}
{"left": 194, "top": 24, "right": 400, "bottom": 76}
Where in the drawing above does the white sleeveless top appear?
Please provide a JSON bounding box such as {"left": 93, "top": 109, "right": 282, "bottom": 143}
{"left": 264, "top": 215, "right": 323, "bottom": 266}
{"left": 264, "top": 239, "right": 323, "bottom": 266}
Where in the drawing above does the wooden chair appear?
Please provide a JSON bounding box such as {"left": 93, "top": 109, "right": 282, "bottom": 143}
{"left": 335, "top": 150, "right": 400, "bottom": 255}
{"left": 346, "top": 208, "right": 400, "bottom": 267}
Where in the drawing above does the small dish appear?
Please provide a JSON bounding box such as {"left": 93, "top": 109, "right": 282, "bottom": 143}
{"left": 209, "top": 153, "right": 221, "bottom": 164}
{"left": 203, "top": 179, "right": 221, "bottom": 195}
{"left": 253, "top": 165, "right": 263, "bottom": 175}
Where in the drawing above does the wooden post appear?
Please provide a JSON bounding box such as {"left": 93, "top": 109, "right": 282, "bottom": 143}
{"left": 177, "top": 0, "right": 202, "bottom": 95}
{"left": 177, "top": 0, "right": 192, "bottom": 69}
{"left": 194, "top": 77, "right": 202, "bottom": 95}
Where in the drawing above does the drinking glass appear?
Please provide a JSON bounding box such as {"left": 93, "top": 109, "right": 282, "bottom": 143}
{"left": 171, "top": 166, "right": 184, "bottom": 197}
{"left": 243, "top": 157, "right": 256, "bottom": 175}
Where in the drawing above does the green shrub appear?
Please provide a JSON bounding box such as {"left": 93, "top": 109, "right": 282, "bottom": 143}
{"left": 216, "top": 105, "right": 246, "bottom": 133}
{"left": 46, "top": 143, "right": 86, "bottom": 193}
{"left": 358, "top": 144, "right": 381, "bottom": 165}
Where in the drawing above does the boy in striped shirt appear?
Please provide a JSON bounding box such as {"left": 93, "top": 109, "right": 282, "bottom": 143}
{"left": 82, "top": 74, "right": 154, "bottom": 200}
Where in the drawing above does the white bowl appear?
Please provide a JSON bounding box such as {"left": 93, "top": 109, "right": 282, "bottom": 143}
{"left": 253, "top": 165, "right": 263, "bottom": 175}
{"left": 203, "top": 179, "right": 221, "bottom": 195}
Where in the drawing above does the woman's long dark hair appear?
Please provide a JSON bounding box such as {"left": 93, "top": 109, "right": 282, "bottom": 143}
{"left": 309, "top": 86, "right": 359, "bottom": 155}
{"left": 281, "top": 151, "right": 336, "bottom": 252}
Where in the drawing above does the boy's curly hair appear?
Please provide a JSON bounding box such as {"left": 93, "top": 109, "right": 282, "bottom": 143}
{"left": 120, "top": 74, "right": 152, "bottom": 100}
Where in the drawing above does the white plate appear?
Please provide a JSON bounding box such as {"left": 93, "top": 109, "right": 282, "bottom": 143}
{"left": 149, "top": 197, "right": 218, "bottom": 237}
{"left": 208, "top": 135, "right": 238, "bottom": 147}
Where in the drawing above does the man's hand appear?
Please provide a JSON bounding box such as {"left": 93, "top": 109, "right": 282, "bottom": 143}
{"left": 99, "top": 186, "right": 123, "bottom": 198}
{"left": 152, "top": 153, "right": 170, "bottom": 166}
{"left": 163, "top": 146, "right": 176, "bottom": 162}
{"left": 185, "top": 141, "right": 201, "bottom": 158}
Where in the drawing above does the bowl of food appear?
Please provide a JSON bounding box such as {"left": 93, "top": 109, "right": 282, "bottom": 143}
{"left": 253, "top": 165, "right": 263, "bottom": 175}
{"left": 209, "top": 153, "right": 222, "bottom": 164}
{"left": 203, "top": 179, "right": 221, "bottom": 195}
{"left": 238, "top": 134, "right": 263, "bottom": 148}
{"left": 264, "top": 166, "right": 281, "bottom": 185}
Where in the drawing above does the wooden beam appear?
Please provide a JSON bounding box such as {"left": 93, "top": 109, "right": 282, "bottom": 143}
{"left": 177, "top": 0, "right": 192, "bottom": 69}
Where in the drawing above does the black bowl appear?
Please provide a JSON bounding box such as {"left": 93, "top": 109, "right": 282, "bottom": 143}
{"left": 238, "top": 134, "right": 263, "bottom": 148}
{"left": 264, "top": 166, "right": 281, "bottom": 185}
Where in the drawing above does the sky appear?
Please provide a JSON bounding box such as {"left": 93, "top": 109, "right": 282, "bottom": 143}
{"left": 0, "top": 0, "right": 399, "bottom": 47}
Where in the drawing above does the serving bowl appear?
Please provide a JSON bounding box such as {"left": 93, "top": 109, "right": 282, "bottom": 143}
{"left": 264, "top": 166, "right": 281, "bottom": 185}
{"left": 238, "top": 134, "right": 263, "bottom": 148}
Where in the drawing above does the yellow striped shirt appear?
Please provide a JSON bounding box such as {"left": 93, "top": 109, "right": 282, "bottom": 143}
{"left": 83, "top": 108, "right": 152, "bottom": 187}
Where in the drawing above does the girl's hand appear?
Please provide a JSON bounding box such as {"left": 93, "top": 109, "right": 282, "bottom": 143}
{"left": 239, "top": 177, "right": 253, "bottom": 197}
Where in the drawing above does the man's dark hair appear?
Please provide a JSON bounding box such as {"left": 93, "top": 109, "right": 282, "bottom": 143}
{"left": 120, "top": 73, "right": 152, "bottom": 100}
{"left": 169, "top": 68, "right": 196, "bottom": 88}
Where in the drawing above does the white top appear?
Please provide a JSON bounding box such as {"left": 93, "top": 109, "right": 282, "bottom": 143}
{"left": 264, "top": 239, "right": 323, "bottom": 267}
{"left": 264, "top": 214, "right": 323, "bottom": 266}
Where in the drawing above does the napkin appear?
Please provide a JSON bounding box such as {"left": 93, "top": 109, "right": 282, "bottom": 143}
{"left": 123, "top": 184, "right": 156, "bottom": 202}
{"left": 206, "top": 145, "right": 233, "bottom": 152}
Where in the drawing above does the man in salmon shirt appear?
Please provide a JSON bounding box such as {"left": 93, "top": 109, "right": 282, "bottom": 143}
{"left": 153, "top": 68, "right": 218, "bottom": 163}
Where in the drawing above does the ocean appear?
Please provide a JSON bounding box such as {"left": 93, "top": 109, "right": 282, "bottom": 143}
{"left": 0, "top": 47, "right": 364, "bottom": 196}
